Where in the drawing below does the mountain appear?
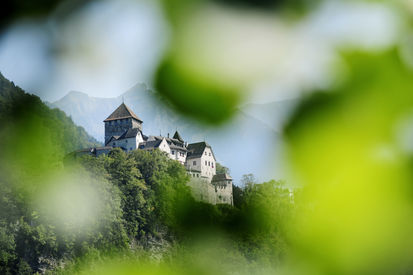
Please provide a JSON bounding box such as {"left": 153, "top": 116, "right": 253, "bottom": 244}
{"left": 0, "top": 72, "right": 100, "bottom": 174}
{"left": 240, "top": 99, "right": 298, "bottom": 131}
{"left": 50, "top": 84, "right": 292, "bottom": 183}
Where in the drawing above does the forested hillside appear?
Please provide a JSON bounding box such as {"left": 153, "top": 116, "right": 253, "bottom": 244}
{"left": 0, "top": 72, "right": 99, "bottom": 154}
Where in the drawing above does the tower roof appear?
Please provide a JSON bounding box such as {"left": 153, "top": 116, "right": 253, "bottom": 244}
{"left": 173, "top": 130, "right": 184, "bottom": 142}
{"left": 187, "top": 141, "right": 213, "bottom": 159}
{"left": 104, "top": 103, "right": 143, "bottom": 122}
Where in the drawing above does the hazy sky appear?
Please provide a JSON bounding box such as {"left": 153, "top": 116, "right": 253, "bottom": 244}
{"left": 0, "top": 0, "right": 402, "bottom": 104}
{"left": 0, "top": 0, "right": 168, "bottom": 102}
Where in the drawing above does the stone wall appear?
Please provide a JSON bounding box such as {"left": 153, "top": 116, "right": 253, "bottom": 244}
{"left": 187, "top": 177, "right": 233, "bottom": 205}
{"left": 105, "top": 119, "right": 131, "bottom": 144}
{"left": 214, "top": 181, "right": 233, "bottom": 205}
{"left": 187, "top": 178, "right": 217, "bottom": 204}
{"left": 104, "top": 118, "right": 142, "bottom": 144}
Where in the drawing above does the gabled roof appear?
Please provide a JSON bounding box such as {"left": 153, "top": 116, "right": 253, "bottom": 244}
{"left": 119, "top": 128, "right": 141, "bottom": 139}
{"left": 106, "top": 135, "right": 120, "bottom": 145}
{"left": 152, "top": 135, "right": 185, "bottom": 150}
{"left": 170, "top": 143, "right": 187, "bottom": 151}
{"left": 104, "top": 103, "right": 143, "bottom": 122}
{"left": 138, "top": 139, "right": 162, "bottom": 150}
{"left": 186, "top": 142, "right": 211, "bottom": 159}
{"left": 212, "top": 173, "right": 232, "bottom": 182}
{"left": 173, "top": 131, "right": 184, "bottom": 142}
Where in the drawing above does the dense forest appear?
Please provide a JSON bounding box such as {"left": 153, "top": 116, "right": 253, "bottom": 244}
{"left": 0, "top": 73, "right": 293, "bottom": 274}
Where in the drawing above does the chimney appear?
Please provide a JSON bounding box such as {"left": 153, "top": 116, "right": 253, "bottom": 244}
{"left": 167, "top": 133, "right": 170, "bottom": 138}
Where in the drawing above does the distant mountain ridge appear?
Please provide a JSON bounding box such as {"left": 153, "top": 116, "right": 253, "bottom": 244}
{"left": 50, "top": 85, "right": 292, "bottom": 183}
{"left": 241, "top": 99, "right": 298, "bottom": 131}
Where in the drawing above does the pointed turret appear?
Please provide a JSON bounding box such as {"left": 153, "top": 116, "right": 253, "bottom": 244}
{"left": 173, "top": 130, "right": 184, "bottom": 142}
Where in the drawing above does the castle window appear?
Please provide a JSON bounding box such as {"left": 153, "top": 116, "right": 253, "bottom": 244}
{"left": 208, "top": 161, "right": 210, "bottom": 166}
{"left": 205, "top": 152, "right": 207, "bottom": 156}
{"left": 205, "top": 161, "right": 207, "bottom": 165}
{"left": 193, "top": 161, "right": 196, "bottom": 165}
{"left": 172, "top": 150, "right": 175, "bottom": 155}
{"left": 125, "top": 140, "right": 128, "bottom": 143}
{"left": 113, "top": 142, "right": 115, "bottom": 146}
{"left": 209, "top": 153, "right": 211, "bottom": 156}
{"left": 212, "top": 162, "right": 214, "bottom": 168}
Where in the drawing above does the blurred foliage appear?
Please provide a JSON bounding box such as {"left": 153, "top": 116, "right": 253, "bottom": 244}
{"left": 283, "top": 49, "right": 413, "bottom": 274}
{"left": 0, "top": 0, "right": 90, "bottom": 32}
{"left": 212, "top": 0, "right": 321, "bottom": 13}
{"left": 155, "top": 0, "right": 322, "bottom": 124}
{"left": 155, "top": 57, "right": 241, "bottom": 124}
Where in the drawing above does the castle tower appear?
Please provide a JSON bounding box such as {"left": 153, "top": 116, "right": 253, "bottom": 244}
{"left": 104, "top": 103, "right": 143, "bottom": 145}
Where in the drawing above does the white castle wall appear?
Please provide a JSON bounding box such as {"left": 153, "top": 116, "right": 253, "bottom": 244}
{"left": 200, "top": 147, "right": 216, "bottom": 180}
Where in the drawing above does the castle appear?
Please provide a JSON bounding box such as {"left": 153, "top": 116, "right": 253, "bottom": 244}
{"left": 79, "top": 103, "right": 233, "bottom": 205}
